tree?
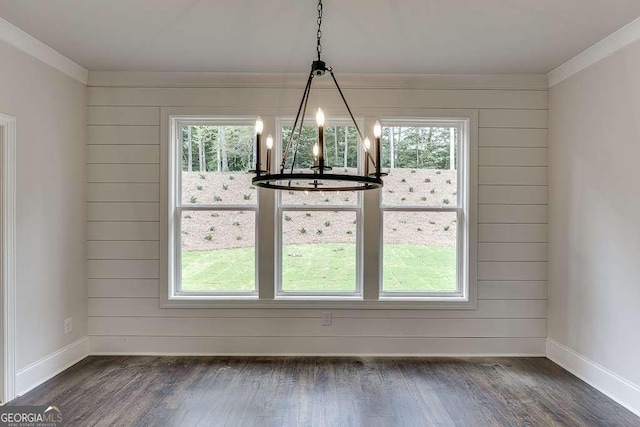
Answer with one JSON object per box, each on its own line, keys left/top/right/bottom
{"left": 389, "top": 126, "right": 395, "bottom": 168}
{"left": 199, "top": 135, "right": 206, "bottom": 172}
{"left": 187, "top": 126, "right": 193, "bottom": 172}
{"left": 220, "top": 126, "right": 229, "bottom": 172}
{"left": 343, "top": 126, "right": 348, "bottom": 168}
{"left": 334, "top": 127, "right": 338, "bottom": 166}
{"left": 379, "top": 126, "right": 452, "bottom": 170}
{"left": 216, "top": 128, "right": 221, "bottom": 171}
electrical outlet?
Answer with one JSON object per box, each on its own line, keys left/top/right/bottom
{"left": 321, "top": 312, "right": 332, "bottom": 326}
{"left": 64, "top": 318, "right": 72, "bottom": 334}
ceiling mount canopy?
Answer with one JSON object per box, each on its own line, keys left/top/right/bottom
{"left": 252, "top": 0, "right": 385, "bottom": 192}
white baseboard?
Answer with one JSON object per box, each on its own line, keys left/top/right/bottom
{"left": 546, "top": 338, "right": 640, "bottom": 417}
{"left": 15, "top": 337, "right": 89, "bottom": 397}
{"left": 89, "top": 336, "right": 546, "bottom": 357}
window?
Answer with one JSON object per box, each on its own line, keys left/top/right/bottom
{"left": 163, "top": 111, "right": 476, "bottom": 307}
{"left": 380, "top": 121, "right": 468, "bottom": 298}
{"left": 168, "top": 119, "right": 258, "bottom": 298}
{"left": 276, "top": 121, "right": 362, "bottom": 296}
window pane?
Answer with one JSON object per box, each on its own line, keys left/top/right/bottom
{"left": 280, "top": 125, "right": 358, "bottom": 206}
{"left": 180, "top": 210, "right": 255, "bottom": 292}
{"left": 383, "top": 211, "right": 457, "bottom": 292}
{"left": 381, "top": 126, "right": 458, "bottom": 207}
{"left": 181, "top": 124, "right": 257, "bottom": 205}
{"left": 281, "top": 211, "right": 357, "bottom": 292}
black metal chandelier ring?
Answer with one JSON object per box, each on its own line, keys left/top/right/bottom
{"left": 252, "top": 173, "right": 383, "bottom": 192}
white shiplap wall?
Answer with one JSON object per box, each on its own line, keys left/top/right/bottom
{"left": 86, "top": 73, "right": 548, "bottom": 356}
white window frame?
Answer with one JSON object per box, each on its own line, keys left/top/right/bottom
{"left": 378, "top": 118, "right": 471, "bottom": 301}
{"left": 275, "top": 117, "right": 364, "bottom": 298}
{"left": 164, "top": 115, "right": 260, "bottom": 302}
{"left": 160, "top": 108, "right": 477, "bottom": 309}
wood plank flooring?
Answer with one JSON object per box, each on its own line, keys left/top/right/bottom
{"left": 9, "top": 356, "right": 639, "bottom": 426}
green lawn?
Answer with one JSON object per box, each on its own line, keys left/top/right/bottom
{"left": 181, "top": 244, "right": 456, "bottom": 292}
{"left": 281, "top": 244, "right": 357, "bottom": 292}
{"left": 382, "top": 244, "right": 456, "bottom": 292}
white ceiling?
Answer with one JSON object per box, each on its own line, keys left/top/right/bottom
{"left": 1, "top": 0, "right": 640, "bottom": 74}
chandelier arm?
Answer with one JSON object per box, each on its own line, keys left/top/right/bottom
{"left": 289, "top": 74, "right": 314, "bottom": 176}
{"left": 328, "top": 68, "right": 378, "bottom": 169}
{"left": 281, "top": 71, "right": 314, "bottom": 173}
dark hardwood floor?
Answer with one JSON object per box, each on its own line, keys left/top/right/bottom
{"left": 9, "top": 356, "right": 639, "bottom": 426}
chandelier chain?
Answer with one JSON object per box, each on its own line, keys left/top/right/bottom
{"left": 316, "top": 0, "right": 323, "bottom": 60}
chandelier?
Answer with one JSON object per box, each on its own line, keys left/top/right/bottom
{"left": 252, "top": 0, "right": 385, "bottom": 192}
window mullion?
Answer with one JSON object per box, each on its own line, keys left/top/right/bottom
{"left": 178, "top": 205, "right": 259, "bottom": 212}
{"left": 380, "top": 206, "right": 463, "bottom": 212}
{"left": 258, "top": 116, "right": 276, "bottom": 299}
{"left": 278, "top": 205, "right": 360, "bottom": 212}
{"left": 362, "top": 116, "right": 380, "bottom": 301}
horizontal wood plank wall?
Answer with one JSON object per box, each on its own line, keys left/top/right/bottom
{"left": 86, "top": 74, "right": 548, "bottom": 356}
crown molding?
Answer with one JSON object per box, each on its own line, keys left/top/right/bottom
{"left": 548, "top": 16, "right": 640, "bottom": 87}
{"left": 0, "top": 16, "right": 88, "bottom": 85}
{"left": 88, "top": 71, "right": 548, "bottom": 90}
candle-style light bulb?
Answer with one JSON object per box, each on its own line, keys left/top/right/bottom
{"left": 316, "top": 109, "right": 325, "bottom": 173}
{"left": 254, "top": 117, "right": 263, "bottom": 175}
{"left": 265, "top": 134, "right": 273, "bottom": 174}
{"left": 312, "top": 142, "right": 320, "bottom": 169}
{"left": 373, "top": 121, "right": 382, "bottom": 138}
{"left": 363, "top": 138, "right": 371, "bottom": 175}
{"left": 373, "top": 120, "right": 382, "bottom": 177}
{"left": 316, "top": 108, "right": 325, "bottom": 127}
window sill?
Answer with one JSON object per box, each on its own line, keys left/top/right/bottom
{"left": 161, "top": 295, "right": 476, "bottom": 310}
